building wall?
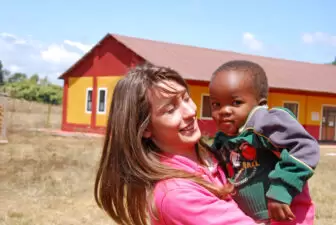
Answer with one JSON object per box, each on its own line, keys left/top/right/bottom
{"left": 269, "top": 92, "right": 336, "bottom": 140}
{"left": 96, "top": 76, "right": 123, "bottom": 127}
{"left": 67, "top": 77, "right": 93, "bottom": 125}
{"left": 188, "top": 83, "right": 209, "bottom": 118}
{"left": 306, "top": 95, "right": 336, "bottom": 140}
{"left": 61, "top": 35, "right": 144, "bottom": 133}
{"left": 61, "top": 35, "right": 335, "bottom": 140}
{"left": 64, "top": 72, "right": 336, "bottom": 141}
{"left": 66, "top": 36, "right": 142, "bottom": 78}
{"left": 268, "top": 92, "right": 307, "bottom": 124}
{"left": 188, "top": 82, "right": 217, "bottom": 137}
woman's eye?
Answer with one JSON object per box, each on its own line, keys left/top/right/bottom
{"left": 211, "top": 102, "right": 220, "bottom": 109}
{"left": 165, "top": 106, "right": 175, "bottom": 114}
{"left": 183, "top": 94, "right": 190, "bottom": 102}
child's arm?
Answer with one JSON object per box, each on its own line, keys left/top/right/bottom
{"left": 248, "top": 107, "right": 320, "bottom": 205}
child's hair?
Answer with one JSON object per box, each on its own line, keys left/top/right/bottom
{"left": 94, "top": 63, "right": 233, "bottom": 225}
{"left": 212, "top": 60, "right": 269, "bottom": 100}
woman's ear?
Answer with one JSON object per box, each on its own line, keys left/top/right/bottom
{"left": 143, "top": 128, "right": 152, "bottom": 138}
{"left": 258, "top": 98, "right": 268, "bottom": 106}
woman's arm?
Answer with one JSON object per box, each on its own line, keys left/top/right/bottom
{"left": 152, "top": 179, "right": 260, "bottom": 225}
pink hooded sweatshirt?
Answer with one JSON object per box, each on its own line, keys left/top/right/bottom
{"left": 150, "top": 153, "right": 315, "bottom": 225}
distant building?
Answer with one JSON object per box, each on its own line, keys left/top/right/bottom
{"left": 59, "top": 33, "right": 336, "bottom": 142}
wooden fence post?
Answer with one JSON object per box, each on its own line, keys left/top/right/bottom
{"left": 0, "top": 96, "right": 8, "bottom": 144}
{"left": 45, "top": 104, "right": 52, "bottom": 128}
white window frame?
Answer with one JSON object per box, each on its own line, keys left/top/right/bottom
{"left": 200, "top": 94, "right": 212, "bottom": 120}
{"left": 97, "top": 87, "right": 108, "bottom": 114}
{"left": 283, "top": 101, "right": 299, "bottom": 119}
{"left": 85, "top": 87, "right": 93, "bottom": 114}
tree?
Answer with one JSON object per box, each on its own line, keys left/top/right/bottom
{"left": 40, "top": 76, "right": 49, "bottom": 86}
{"left": 3, "top": 69, "right": 10, "bottom": 81}
{"left": 0, "top": 60, "right": 63, "bottom": 105}
{"left": 4, "top": 81, "right": 63, "bottom": 105}
{"left": 8, "top": 72, "right": 27, "bottom": 83}
{"left": 29, "top": 74, "right": 39, "bottom": 84}
{"left": 332, "top": 57, "right": 336, "bottom": 65}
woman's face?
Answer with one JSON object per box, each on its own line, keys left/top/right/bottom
{"left": 144, "top": 80, "right": 201, "bottom": 154}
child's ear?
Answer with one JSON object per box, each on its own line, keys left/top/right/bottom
{"left": 258, "top": 98, "right": 267, "bottom": 106}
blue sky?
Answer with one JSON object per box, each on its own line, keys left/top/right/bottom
{"left": 0, "top": 0, "right": 335, "bottom": 84}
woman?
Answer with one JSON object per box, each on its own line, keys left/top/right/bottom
{"left": 94, "top": 63, "right": 260, "bottom": 225}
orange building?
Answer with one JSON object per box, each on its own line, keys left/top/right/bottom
{"left": 59, "top": 33, "right": 336, "bottom": 142}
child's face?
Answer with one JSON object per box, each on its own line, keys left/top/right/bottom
{"left": 209, "top": 70, "right": 260, "bottom": 136}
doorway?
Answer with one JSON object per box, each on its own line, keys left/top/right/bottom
{"left": 321, "top": 106, "right": 336, "bottom": 141}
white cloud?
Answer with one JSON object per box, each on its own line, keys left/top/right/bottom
{"left": 40, "top": 44, "right": 81, "bottom": 64}
{"left": 0, "top": 32, "right": 27, "bottom": 45}
{"left": 64, "top": 40, "right": 93, "bottom": 52}
{"left": 8, "top": 64, "right": 21, "bottom": 73}
{"left": 302, "top": 33, "right": 314, "bottom": 44}
{"left": 242, "top": 32, "right": 263, "bottom": 51}
{"left": 0, "top": 32, "right": 92, "bottom": 84}
{"left": 302, "top": 32, "right": 336, "bottom": 46}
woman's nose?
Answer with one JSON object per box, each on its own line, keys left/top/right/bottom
{"left": 182, "top": 101, "right": 196, "bottom": 118}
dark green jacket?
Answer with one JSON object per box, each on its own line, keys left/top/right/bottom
{"left": 211, "top": 106, "right": 320, "bottom": 222}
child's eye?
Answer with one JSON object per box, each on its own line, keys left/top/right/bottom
{"left": 211, "top": 102, "right": 220, "bottom": 109}
{"left": 232, "top": 100, "right": 243, "bottom": 106}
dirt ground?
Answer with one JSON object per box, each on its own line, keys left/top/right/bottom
{"left": 1, "top": 99, "right": 335, "bottom": 224}
{"left": 1, "top": 130, "right": 335, "bottom": 225}
{"left": 0, "top": 131, "right": 112, "bottom": 225}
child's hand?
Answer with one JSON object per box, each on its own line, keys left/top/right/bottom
{"left": 267, "top": 199, "right": 296, "bottom": 221}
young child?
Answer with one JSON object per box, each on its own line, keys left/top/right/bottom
{"left": 209, "top": 60, "right": 320, "bottom": 224}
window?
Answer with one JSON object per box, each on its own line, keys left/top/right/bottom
{"left": 201, "top": 94, "right": 212, "bottom": 119}
{"left": 85, "top": 88, "right": 93, "bottom": 113}
{"left": 97, "top": 88, "right": 107, "bottom": 114}
{"left": 283, "top": 102, "right": 299, "bottom": 118}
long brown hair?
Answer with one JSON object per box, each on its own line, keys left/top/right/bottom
{"left": 94, "top": 63, "right": 233, "bottom": 225}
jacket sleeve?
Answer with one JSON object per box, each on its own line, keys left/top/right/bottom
{"left": 156, "top": 180, "right": 260, "bottom": 225}
{"left": 251, "top": 107, "right": 320, "bottom": 205}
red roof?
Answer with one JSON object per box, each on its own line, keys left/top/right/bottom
{"left": 60, "top": 33, "right": 336, "bottom": 94}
